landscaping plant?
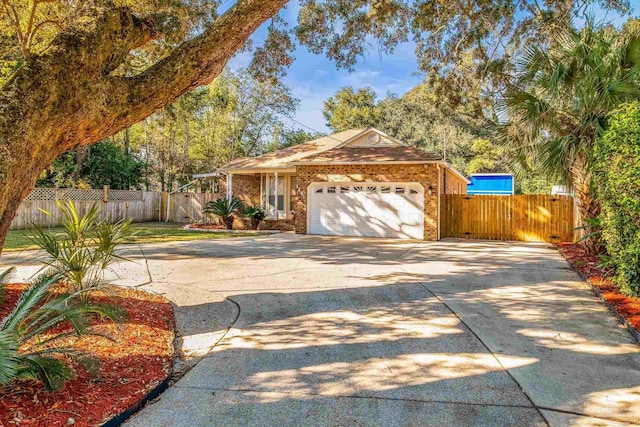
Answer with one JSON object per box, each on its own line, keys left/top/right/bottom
{"left": 0, "top": 268, "right": 121, "bottom": 390}
{"left": 204, "top": 198, "right": 243, "bottom": 230}
{"left": 593, "top": 103, "right": 640, "bottom": 296}
{"left": 28, "top": 201, "right": 132, "bottom": 296}
{"left": 242, "top": 205, "right": 266, "bottom": 230}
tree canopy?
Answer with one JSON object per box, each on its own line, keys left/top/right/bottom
{"left": 323, "top": 87, "right": 380, "bottom": 132}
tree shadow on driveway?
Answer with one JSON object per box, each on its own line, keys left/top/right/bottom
{"left": 123, "top": 237, "right": 640, "bottom": 427}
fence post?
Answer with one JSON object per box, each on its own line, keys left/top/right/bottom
{"left": 102, "top": 185, "right": 109, "bottom": 203}
{"left": 160, "top": 192, "right": 169, "bottom": 221}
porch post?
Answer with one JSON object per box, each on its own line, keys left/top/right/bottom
{"left": 274, "top": 172, "right": 279, "bottom": 220}
{"left": 226, "top": 173, "right": 233, "bottom": 200}
{"left": 260, "top": 173, "right": 264, "bottom": 209}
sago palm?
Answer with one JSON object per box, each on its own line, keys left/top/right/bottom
{"left": 500, "top": 19, "right": 640, "bottom": 252}
{"left": 0, "top": 268, "right": 122, "bottom": 390}
{"left": 204, "top": 198, "right": 243, "bottom": 229}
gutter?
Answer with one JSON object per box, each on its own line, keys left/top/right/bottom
{"left": 289, "top": 159, "right": 470, "bottom": 184}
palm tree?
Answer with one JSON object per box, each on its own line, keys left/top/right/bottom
{"left": 501, "top": 19, "right": 640, "bottom": 253}
{"left": 28, "top": 201, "right": 132, "bottom": 296}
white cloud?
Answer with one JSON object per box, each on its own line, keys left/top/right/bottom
{"left": 340, "top": 69, "right": 381, "bottom": 87}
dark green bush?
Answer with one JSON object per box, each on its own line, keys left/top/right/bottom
{"left": 594, "top": 103, "right": 640, "bottom": 296}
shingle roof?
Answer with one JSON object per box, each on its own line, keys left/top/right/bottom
{"left": 222, "top": 129, "right": 365, "bottom": 170}
{"left": 294, "top": 146, "right": 443, "bottom": 164}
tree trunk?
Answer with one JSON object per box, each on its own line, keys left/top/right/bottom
{"left": 571, "top": 158, "right": 603, "bottom": 255}
{"left": 0, "top": 0, "right": 287, "bottom": 255}
{"left": 0, "top": 148, "right": 61, "bottom": 254}
{"left": 124, "top": 128, "right": 130, "bottom": 156}
{"left": 71, "top": 146, "right": 89, "bottom": 186}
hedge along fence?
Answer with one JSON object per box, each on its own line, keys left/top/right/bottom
{"left": 594, "top": 102, "right": 640, "bottom": 296}
{"left": 9, "top": 187, "right": 162, "bottom": 230}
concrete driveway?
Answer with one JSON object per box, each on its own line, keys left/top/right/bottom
{"left": 4, "top": 234, "right": 640, "bottom": 426}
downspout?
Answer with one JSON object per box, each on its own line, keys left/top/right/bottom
{"left": 437, "top": 164, "right": 442, "bottom": 240}
{"left": 165, "top": 180, "right": 197, "bottom": 223}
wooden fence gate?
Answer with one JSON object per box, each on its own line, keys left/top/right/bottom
{"left": 441, "top": 194, "right": 575, "bottom": 242}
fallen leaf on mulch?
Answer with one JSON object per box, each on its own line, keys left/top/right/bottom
{"left": 0, "top": 284, "right": 175, "bottom": 427}
{"left": 557, "top": 243, "right": 640, "bottom": 331}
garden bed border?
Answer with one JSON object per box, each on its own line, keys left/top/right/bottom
{"left": 183, "top": 224, "right": 281, "bottom": 234}
{"left": 100, "top": 375, "right": 171, "bottom": 427}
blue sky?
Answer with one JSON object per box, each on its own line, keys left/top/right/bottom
{"left": 227, "top": 2, "right": 634, "bottom": 134}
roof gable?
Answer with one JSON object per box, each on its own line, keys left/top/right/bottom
{"left": 221, "top": 128, "right": 364, "bottom": 171}
{"left": 338, "top": 128, "right": 407, "bottom": 148}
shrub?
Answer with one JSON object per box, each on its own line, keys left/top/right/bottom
{"left": 593, "top": 103, "right": 640, "bottom": 296}
{"left": 0, "top": 268, "right": 122, "bottom": 390}
{"left": 242, "top": 205, "right": 266, "bottom": 230}
{"left": 204, "top": 198, "right": 243, "bottom": 230}
{"left": 28, "top": 201, "right": 131, "bottom": 296}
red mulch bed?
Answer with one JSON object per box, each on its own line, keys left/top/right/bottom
{"left": 188, "top": 223, "right": 227, "bottom": 230}
{"left": 557, "top": 243, "right": 640, "bottom": 332}
{"left": 0, "top": 284, "right": 175, "bottom": 427}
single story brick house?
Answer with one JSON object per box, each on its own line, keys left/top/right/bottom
{"left": 196, "top": 128, "right": 468, "bottom": 240}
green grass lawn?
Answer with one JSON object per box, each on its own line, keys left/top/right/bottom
{"left": 4, "top": 222, "right": 257, "bottom": 252}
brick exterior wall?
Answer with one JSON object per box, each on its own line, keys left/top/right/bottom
{"left": 208, "top": 166, "right": 466, "bottom": 237}
{"left": 259, "top": 219, "right": 295, "bottom": 231}
{"left": 206, "top": 174, "right": 261, "bottom": 230}
{"left": 441, "top": 168, "right": 468, "bottom": 195}
{"left": 233, "top": 174, "right": 261, "bottom": 206}
{"left": 294, "top": 164, "right": 441, "bottom": 240}
{"left": 208, "top": 174, "right": 261, "bottom": 206}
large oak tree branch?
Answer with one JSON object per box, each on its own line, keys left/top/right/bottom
{"left": 0, "top": 0, "right": 288, "bottom": 254}
{"left": 103, "top": 0, "right": 290, "bottom": 137}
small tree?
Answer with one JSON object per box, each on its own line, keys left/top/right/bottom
{"left": 28, "top": 201, "right": 132, "bottom": 296}
{"left": 204, "top": 198, "right": 243, "bottom": 230}
{"left": 594, "top": 103, "right": 640, "bottom": 296}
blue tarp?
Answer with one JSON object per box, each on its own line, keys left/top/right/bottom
{"left": 467, "top": 174, "right": 514, "bottom": 195}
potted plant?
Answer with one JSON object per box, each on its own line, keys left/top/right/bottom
{"left": 204, "top": 198, "right": 243, "bottom": 230}
{"left": 242, "top": 205, "right": 266, "bottom": 230}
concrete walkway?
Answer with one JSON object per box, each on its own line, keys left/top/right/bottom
{"left": 3, "top": 235, "right": 640, "bottom": 426}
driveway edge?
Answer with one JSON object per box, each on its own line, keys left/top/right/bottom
{"left": 569, "top": 265, "right": 640, "bottom": 344}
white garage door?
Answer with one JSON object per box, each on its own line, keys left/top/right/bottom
{"left": 308, "top": 183, "right": 424, "bottom": 239}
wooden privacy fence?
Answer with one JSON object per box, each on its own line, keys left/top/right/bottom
{"left": 161, "top": 192, "right": 220, "bottom": 223}
{"left": 441, "top": 194, "right": 575, "bottom": 243}
{"left": 10, "top": 187, "right": 162, "bottom": 230}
